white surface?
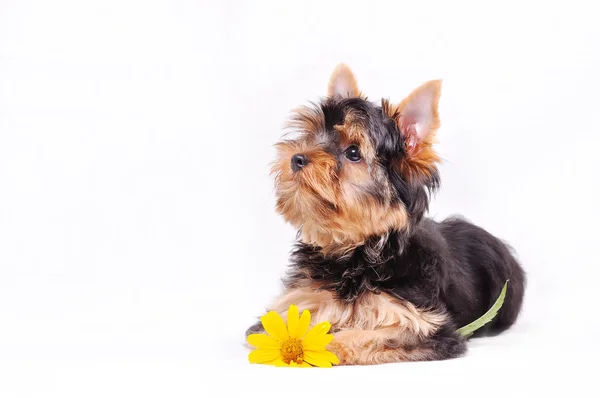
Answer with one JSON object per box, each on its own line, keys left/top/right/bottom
{"left": 1, "top": 0, "right": 599, "bottom": 396}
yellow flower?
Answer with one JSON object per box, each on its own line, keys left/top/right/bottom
{"left": 247, "top": 304, "right": 340, "bottom": 368}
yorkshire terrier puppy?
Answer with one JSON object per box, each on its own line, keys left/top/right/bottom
{"left": 247, "top": 64, "right": 525, "bottom": 365}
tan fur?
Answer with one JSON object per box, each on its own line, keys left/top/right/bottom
{"left": 268, "top": 286, "right": 447, "bottom": 365}
{"left": 383, "top": 80, "right": 442, "bottom": 183}
{"left": 286, "top": 105, "right": 326, "bottom": 136}
{"left": 299, "top": 202, "right": 407, "bottom": 256}
{"left": 272, "top": 138, "right": 409, "bottom": 256}
{"left": 327, "top": 329, "right": 441, "bottom": 364}
{"left": 327, "top": 63, "right": 361, "bottom": 98}
{"left": 334, "top": 111, "right": 377, "bottom": 162}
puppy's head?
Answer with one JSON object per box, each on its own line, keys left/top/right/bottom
{"left": 272, "top": 64, "right": 442, "bottom": 254}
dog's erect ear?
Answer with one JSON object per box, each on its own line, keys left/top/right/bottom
{"left": 396, "top": 80, "right": 442, "bottom": 146}
{"left": 386, "top": 80, "right": 442, "bottom": 182}
{"left": 327, "top": 63, "right": 360, "bottom": 98}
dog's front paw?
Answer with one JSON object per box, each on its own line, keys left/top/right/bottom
{"left": 327, "top": 340, "right": 356, "bottom": 365}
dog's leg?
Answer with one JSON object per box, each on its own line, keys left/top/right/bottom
{"left": 246, "top": 287, "right": 465, "bottom": 365}
{"left": 245, "top": 321, "right": 264, "bottom": 336}
{"left": 328, "top": 323, "right": 467, "bottom": 365}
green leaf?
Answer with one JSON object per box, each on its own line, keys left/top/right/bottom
{"left": 457, "top": 280, "right": 509, "bottom": 338}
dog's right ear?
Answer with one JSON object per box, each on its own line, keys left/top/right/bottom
{"left": 327, "top": 64, "right": 360, "bottom": 98}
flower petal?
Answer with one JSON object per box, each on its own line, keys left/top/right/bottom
{"left": 304, "top": 333, "right": 334, "bottom": 351}
{"left": 258, "top": 357, "right": 285, "bottom": 367}
{"left": 306, "top": 348, "right": 339, "bottom": 365}
{"left": 260, "top": 311, "right": 289, "bottom": 342}
{"left": 248, "top": 348, "right": 280, "bottom": 364}
{"left": 291, "top": 309, "right": 311, "bottom": 339}
{"left": 269, "top": 358, "right": 288, "bottom": 367}
{"left": 302, "top": 321, "right": 331, "bottom": 348}
{"left": 304, "top": 351, "right": 333, "bottom": 368}
{"left": 289, "top": 360, "right": 312, "bottom": 368}
{"left": 247, "top": 333, "right": 280, "bottom": 350}
{"left": 287, "top": 305, "right": 299, "bottom": 339}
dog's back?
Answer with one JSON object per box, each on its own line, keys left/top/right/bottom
{"left": 435, "top": 217, "right": 526, "bottom": 335}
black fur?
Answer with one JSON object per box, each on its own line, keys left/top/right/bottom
{"left": 286, "top": 217, "right": 525, "bottom": 336}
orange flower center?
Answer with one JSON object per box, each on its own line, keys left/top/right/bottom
{"left": 280, "top": 338, "right": 304, "bottom": 364}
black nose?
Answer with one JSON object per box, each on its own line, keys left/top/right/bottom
{"left": 291, "top": 154, "right": 309, "bottom": 172}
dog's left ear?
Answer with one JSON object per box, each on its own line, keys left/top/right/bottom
{"left": 387, "top": 80, "right": 442, "bottom": 181}
{"left": 327, "top": 63, "right": 361, "bottom": 98}
{"left": 397, "top": 80, "right": 442, "bottom": 147}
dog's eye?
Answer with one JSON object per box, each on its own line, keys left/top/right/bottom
{"left": 344, "top": 145, "right": 361, "bottom": 162}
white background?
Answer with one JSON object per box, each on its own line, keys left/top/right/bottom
{"left": 1, "top": 0, "right": 599, "bottom": 396}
